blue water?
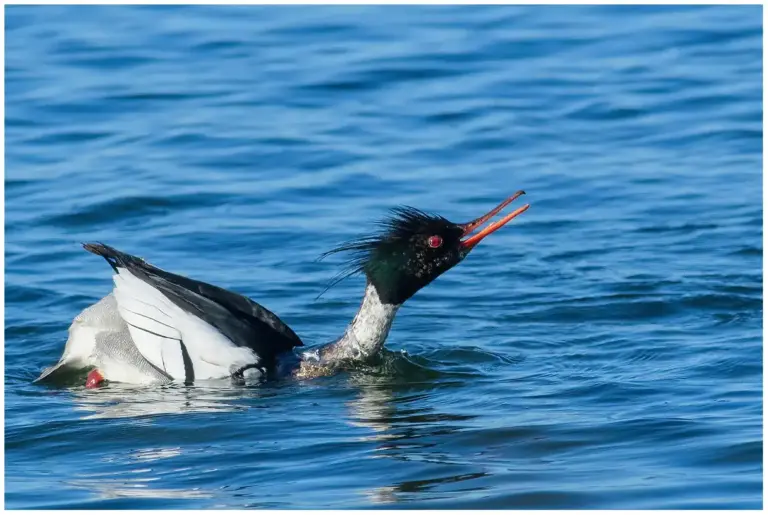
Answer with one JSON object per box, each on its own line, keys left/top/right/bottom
{"left": 5, "top": 5, "right": 762, "bottom": 509}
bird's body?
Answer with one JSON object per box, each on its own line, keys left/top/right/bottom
{"left": 39, "top": 293, "right": 170, "bottom": 385}
{"left": 39, "top": 276, "right": 399, "bottom": 385}
{"left": 37, "top": 192, "right": 530, "bottom": 388}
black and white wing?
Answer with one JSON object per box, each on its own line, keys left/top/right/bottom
{"left": 83, "top": 243, "right": 303, "bottom": 382}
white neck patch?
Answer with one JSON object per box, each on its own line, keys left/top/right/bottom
{"left": 317, "top": 282, "right": 400, "bottom": 363}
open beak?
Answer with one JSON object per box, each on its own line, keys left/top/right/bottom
{"left": 460, "top": 190, "right": 530, "bottom": 249}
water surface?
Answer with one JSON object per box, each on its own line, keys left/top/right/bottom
{"left": 5, "top": 5, "right": 762, "bottom": 509}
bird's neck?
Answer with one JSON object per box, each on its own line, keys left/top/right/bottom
{"left": 319, "top": 282, "right": 400, "bottom": 362}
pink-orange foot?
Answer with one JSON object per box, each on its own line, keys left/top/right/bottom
{"left": 85, "top": 369, "right": 105, "bottom": 389}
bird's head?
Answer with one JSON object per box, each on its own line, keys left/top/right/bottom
{"left": 322, "top": 190, "right": 530, "bottom": 305}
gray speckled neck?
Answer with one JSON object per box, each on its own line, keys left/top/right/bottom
{"left": 309, "top": 283, "right": 400, "bottom": 367}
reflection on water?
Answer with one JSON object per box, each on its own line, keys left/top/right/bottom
{"left": 71, "top": 382, "right": 247, "bottom": 420}
{"left": 367, "top": 472, "right": 490, "bottom": 505}
{"left": 68, "top": 445, "right": 210, "bottom": 501}
{"left": 131, "top": 447, "right": 183, "bottom": 462}
{"left": 345, "top": 377, "right": 398, "bottom": 440}
{"left": 62, "top": 390, "right": 226, "bottom": 501}
{"left": 66, "top": 478, "right": 211, "bottom": 501}
{"left": 58, "top": 354, "right": 493, "bottom": 506}
{"left": 344, "top": 374, "right": 487, "bottom": 505}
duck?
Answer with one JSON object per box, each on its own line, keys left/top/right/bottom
{"left": 36, "top": 191, "right": 529, "bottom": 387}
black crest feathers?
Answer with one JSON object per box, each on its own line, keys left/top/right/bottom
{"left": 316, "top": 207, "right": 451, "bottom": 298}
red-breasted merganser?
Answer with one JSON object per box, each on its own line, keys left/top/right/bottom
{"left": 37, "top": 191, "right": 529, "bottom": 387}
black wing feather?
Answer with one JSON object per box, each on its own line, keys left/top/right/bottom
{"left": 83, "top": 243, "right": 303, "bottom": 361}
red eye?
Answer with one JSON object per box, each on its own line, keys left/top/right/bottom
{"left": 427, "top": 235, "right": 443, "bottom": 248}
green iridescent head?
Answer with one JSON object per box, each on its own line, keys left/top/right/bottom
{"left": 321, "top": 191, "right": 530, "bottom": 305}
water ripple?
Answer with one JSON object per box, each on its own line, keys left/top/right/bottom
{"left": 5, "top": 4, "right": 761, "bottom": 510}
